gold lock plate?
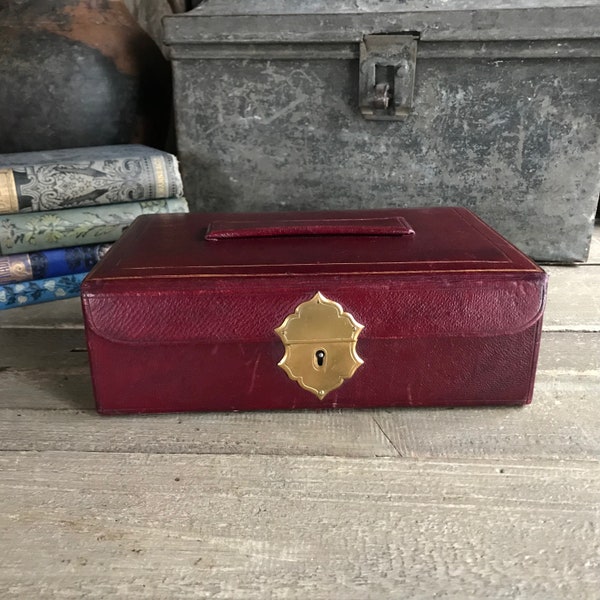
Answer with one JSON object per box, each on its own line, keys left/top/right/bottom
{"left": 274, "top": 292, "right": 364, "bottom": 400}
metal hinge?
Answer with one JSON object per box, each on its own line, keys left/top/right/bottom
{"left": 359, "top": 34, "right": 418, "bottom": 121}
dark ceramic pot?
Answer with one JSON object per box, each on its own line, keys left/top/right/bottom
{"left": 0, "top": 0, "right": 171, "bottom": 152}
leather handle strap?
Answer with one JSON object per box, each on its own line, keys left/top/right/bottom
{"left": 205, "top": 216, "right": 415, "bottom": 240}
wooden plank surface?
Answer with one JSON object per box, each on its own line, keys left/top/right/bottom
{"left": 1, "top": 382, "right": 597, "bottom": 460}
{"left": 0, "top": 297, "right": 84, "bottom": 329}
{"left": 0, "top": 343, "right": 598, "bottom": 461}
{"left": 2, "top": 329, "right": 597, "bottom": 394}
{"left": 0, "top": 328, "right": 88, "bottom": 370}
{"left": 0, "top": 408, "right": 397, "bottom": 458}
{"left": 0, "top": 226, "right": 598, "bottom": 599}
{"left": 544, "top": 266, "right": 600, "bottom": 331}
{"left": 0, "top": 331, "right": 598, "bottom": 461}
{"left": 1, "top": 451, "right": 599, "bottom": 600}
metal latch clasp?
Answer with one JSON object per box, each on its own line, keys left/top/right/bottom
{"left": 274, "top": 292, "right": 364, "bottom": 400}
{"left": 359, "top": 34, "right": 418, "bottom": 121}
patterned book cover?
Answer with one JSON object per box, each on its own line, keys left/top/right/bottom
{"left": 0, "top": 243, "right": 112, "bottom": 285}
{"left": 0, "top": 198, "right": 189, "bottom": 255}
{"left": 0, "top": 272, "right": 88, "bottom": 310}
{"left": 0, "top": 145, "right": 183, "bottom": 214}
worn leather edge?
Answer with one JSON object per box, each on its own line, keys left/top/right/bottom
{"left": 80, "top": 276, "right": 548, "bottom": 346}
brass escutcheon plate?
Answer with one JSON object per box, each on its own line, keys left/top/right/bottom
{"left": 274, "top": 292, "right": 364, "bottom": 399}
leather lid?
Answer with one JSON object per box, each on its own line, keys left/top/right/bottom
{"left": 82, "top": 207, "right": 547, "bottom": 344}
{"left": 83, "top": 207, "right": 541, "bottom": 278}
{"left": 83, "top": 276, "right": 546, "bottom": 344}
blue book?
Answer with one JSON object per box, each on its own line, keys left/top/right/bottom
{"left": 0, "top": 244, "right": 111, "bottom": 286}
{"left": 0, "top": 272, "right": 88, "bottom": 310}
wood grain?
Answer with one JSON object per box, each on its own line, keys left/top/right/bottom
{"left": 1, "top": 327, "right": 596, "bottom": 373}
{"left": 0, "top": 408, "right": 397, "bottom": 458}
{"left": 0, "top": 328, "right": 87, "bottom": 370}
{"left": 0, "top": 297, "right": 84, "bottom": 329}
{"left": 544, "top": 266, "right": 600, "bottom": 331}
{"left": 0, "top": 368, "right": 94, "bottom": 411}
{"left": 0, "top": 228, "right": 598, "bottom": 599}
{"left": 0, "top": 382, "right": 596, "bottom": 460}
{"left": 1, "top": 451, "right": 598, "bottom": 600}
{"left": 0, "top": 332, "right": 597, "bottom": 461}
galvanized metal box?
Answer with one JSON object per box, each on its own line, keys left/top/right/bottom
{"left": 164, "top": 0, "right": 600, "bottom": 262}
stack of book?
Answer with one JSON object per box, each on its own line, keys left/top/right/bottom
{"left": 0, "top": 145, "right": 188, "bottom": 310}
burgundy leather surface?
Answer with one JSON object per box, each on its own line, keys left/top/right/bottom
{"left": 81, "top": 207, "right": 548, "bottom": 414}
{"left": 205, "top": 216, "right": 415, "bottom": 239}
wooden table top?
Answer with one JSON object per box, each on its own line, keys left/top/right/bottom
{"left": 1, "top": 227, "right": 598, "bottom": 599}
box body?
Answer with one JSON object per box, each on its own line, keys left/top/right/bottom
{"left": 81, "top": 207, "right": 547, "bottom": 414}
{"left": 164, "top": 0, "right": 600, "bottom": 262}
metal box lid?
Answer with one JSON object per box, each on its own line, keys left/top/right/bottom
{"left": 164, "top": 0, "right": 600, "bottom": 45}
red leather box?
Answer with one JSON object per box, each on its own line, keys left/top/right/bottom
{"left": 81, "top": 207, "right": 548, "bottom": 414}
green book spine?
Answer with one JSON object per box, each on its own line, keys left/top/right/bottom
{"left": 0, "top": 198, "right": 188, "bottom": 255}
{"left": 0, "top": 145, "right": 183, "bottom": 214}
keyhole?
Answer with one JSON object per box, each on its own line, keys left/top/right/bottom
{"left": 315, "top": 349, "right": 326, "bottom": 368}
